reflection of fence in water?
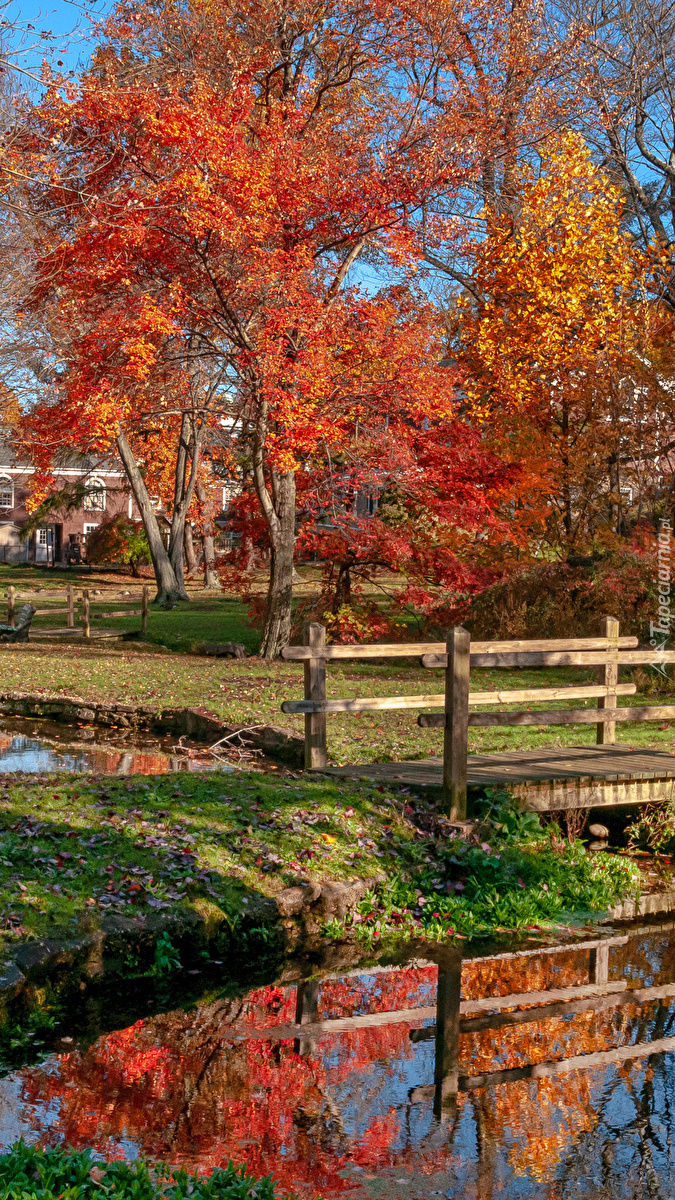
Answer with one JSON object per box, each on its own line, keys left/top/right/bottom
{"left": 12, "top": 931, "right": 675, "bottom": 1196}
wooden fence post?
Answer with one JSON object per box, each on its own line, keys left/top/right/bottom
{"left": 82, "top": 589, "right": 90, "bottom": 639}
{"left": 434, "top": 949, "right": 462, "bottom": 1119}
{"left": 66, "top": 584, "right": 74, "bottom": 629}
{"left": 294, "top": 977, "right": 321, "bottom": 1056}
{"left": 141, "top": 585, "right": 149, "bottom": 636}
{"left": 597, "top": 616, "right": 619, "bottom": 745}
{"left": 304, "top": 622, "right": 327, "bottom": 770}
{"left": 589, "top": 942, "right": 609, "bottom": 985}
{"left": 443, "top": 626, "right": 471, "bottom": 820}
{"left": 7, "top": 586, "right": 14, "bottom": 625}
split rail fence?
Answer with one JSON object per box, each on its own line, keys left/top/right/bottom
{"left": 5, "top": 584, "right": 149, "bottom": 639}
{"left": 281, "top": 618, "right": 675, "bottom": 819}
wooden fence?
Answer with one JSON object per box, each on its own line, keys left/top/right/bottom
{"left": 280, "top": 618, "right": 675, "bottom": 819}
{"left": 6, "top": 584, "right": 149, "bottom": 639}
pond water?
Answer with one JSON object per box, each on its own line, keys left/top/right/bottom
{"left": 3, "top": 922, "right": 675, "bottom": 1198}
{"left": 0, "top": 717, "right": 232, "bottom": 774}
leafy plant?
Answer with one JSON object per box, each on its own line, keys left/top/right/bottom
{"left": 86, "top": 515, "right": 150, "bottom": 576}
{"left": 475, "top": 788, "right": 543, "bottom": 841}
{"left": 0, "top": 1005, "right": 61, "bottom": 1074}
{"left": 328, "top": 803, "right": 642, "bottom": 943}
{"left": 153, "top": 932, "right": 182, "bottom": 976}
{"left": 626, "top": 803, "right": 675, "bottom": 856}
{"left": 0, "top": 1142, "right": 278, "bottom": 1200}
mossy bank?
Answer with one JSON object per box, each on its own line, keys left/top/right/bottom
{"left": 0, "top": 766, "right": 644, "bottom": 1033}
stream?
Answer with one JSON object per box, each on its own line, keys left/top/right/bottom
{"left": 0, "top": 717, "right": 672, "bottom": 1195}
{"left": 0, "top": 716, "right": 234, "bottom": 774}
{"left": 0, "top": 921, "right": 675, "bottom": 1198}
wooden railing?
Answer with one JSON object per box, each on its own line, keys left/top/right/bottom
{"left": 280, "top": 618, "right": 675, "bottom": 818}
{"left": 6, "top": 584, "right": 149, "bottom": 639}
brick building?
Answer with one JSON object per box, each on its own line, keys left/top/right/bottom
{"left": 0, "top": 445, "right": 135, "bottom": 564}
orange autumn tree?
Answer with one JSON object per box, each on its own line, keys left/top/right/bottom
{"left": 18, "top": 0, "right": 482, "bottom": 649}
{"left": 452, "top": 132, "right": 674, "bottom": 560}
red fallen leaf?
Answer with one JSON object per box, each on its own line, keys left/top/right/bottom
{"left": 89, "top": 1166, "right": 105, "bottom": 1184}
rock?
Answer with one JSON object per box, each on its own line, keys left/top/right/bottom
{"left": 588, "top": 840, "right": 609, "bottom": 851}
{"left": 0, "top": 961, "right": 24, "bottom": 999}
{"left": 256, "top": 725, "right": 305, "bottom": 765}
{"left": 14, "top": 938, "right": 76, "bottom": 976}
{"left": 276, "top": 887, "right": 307, "bottom": 917}
{"left": 589, "top": 823, "right": 610, "bottom": 839}
{"left": 319, "top": 879, "right": 370, "bottom": 918}
{"left": 201, "top": 642, "right": 247, "bottom": 658}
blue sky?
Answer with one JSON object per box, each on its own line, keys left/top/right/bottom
{"left": 4, "top": 0, "right": 110, "bottom": 81}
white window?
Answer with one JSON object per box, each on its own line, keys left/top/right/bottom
{"left": 84, "top": 524, "right": 99, "bottom": 536}
{"left": 0, "top": 476, "right": 13, "bottom": 509}
{"left": 37, "top": 528, "right": 49, "bottom": 545}
{"left": 83, "top": 477, "right": 106, "bottom": 511}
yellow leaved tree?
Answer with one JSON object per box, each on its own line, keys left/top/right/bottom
{"left": 453, "top": 131, "right": 675, "bottom": 558}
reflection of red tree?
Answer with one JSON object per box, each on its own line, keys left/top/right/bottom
{"left": 318, "top": 967, "right": 438, "bottom": 1019}
{"left": 19, "top": 999, "right": 450, "bottom": 1195}
{"left": 13, "top": 961, "right": 651, "bottom": 1196}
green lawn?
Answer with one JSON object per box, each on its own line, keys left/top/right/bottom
{"left": 0, "top": 644, "right": 671, "bottom": 764}
{"left": 0, "top": 768, "right": 420, "bottom": 950}
{"left": 0, "top": 562, "right": 671, "bottom": 766}
{"left": 0, "top": 565, "right": 259, "bottom": 653}
{"left": 0, "top": 767, "right": 643, "bottom": 959}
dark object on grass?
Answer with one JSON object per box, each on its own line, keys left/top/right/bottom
{"left": 201, "top": 641, "right": 247, "bottom": 658}
{"left": 0, "top": 603, "right": 36, "bottom": 642}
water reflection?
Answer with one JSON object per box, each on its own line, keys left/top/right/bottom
{"left": 0, "top": 726, "right": 230, "bottom": 774}
{"left": 4, "top": 926, "right": 675, "bottom": 1196}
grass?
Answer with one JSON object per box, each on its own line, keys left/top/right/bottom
{"left": 0, "top": 560, "right": 672, "bottom": 764}
{"left": 0, "top": 767, "right": 426, "bottom": 950}
{"left": 0, "top": 641, "right": 672, "bottom": 765}
{"left": 0, "top": 559, "right": 667, "bottom": 758}
{"left": 0, "top": 1143, "right": 277, "bottom": 1200}
{"left": 0, "top": 770, "right": 644, "bottom": 954}
{"left": 0, "top": 564, "right": 258, "bottom": 654}
{"left": 333, "top": 790, "right": 643, "bottom": 944}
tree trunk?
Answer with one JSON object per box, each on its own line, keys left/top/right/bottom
{"left": 166, "top": 412, "right": 194, "bottom": 601}
{"left": 116, "top": 432, "right": 182, "bottom": 605}
{"left": 196, "top": 479, "right": 222, "bottom": 589}
{"left": 258, "top": 469, "right": 296, "bottom": 658}
{"left": 334, "top": 561, "right": 352, "bottom": 611}
{"left": 184, "top": 520, "right": 198, "bottom": 576}
{"left": 251, "top": 386, "right": 297, "bottom": 657}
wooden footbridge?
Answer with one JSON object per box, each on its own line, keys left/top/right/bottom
{"left": 280, "top": 620, "right": 675, "bottom": 819}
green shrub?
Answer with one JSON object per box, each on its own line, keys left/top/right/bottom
{"left": 0, "top": 1143, "right": 278, "bottom": 1200}
{"left": 328, "top": 789, "right": 642, "bottom": 943}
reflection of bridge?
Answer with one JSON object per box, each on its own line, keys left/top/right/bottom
{"left": 228, "top": 931, "right": 675, "bottom": 1119}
